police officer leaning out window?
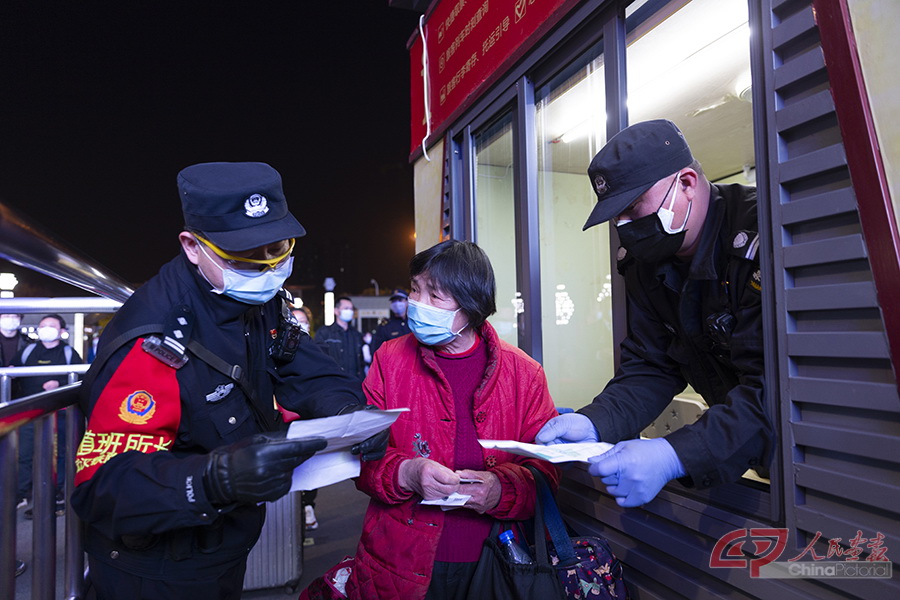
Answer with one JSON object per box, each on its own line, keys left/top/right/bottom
{"left": 537, "top": 120, "right": 774, "bottom": 507}
{"left": 71, "top": 162, "right": 389, "bottom": 600}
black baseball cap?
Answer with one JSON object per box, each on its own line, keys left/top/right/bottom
{"left": 178, "top": 162, "right": 306, "bottom": 251}
{"left": 583, "top": 119, "right": 694, "bottom": 230}
{"left": 389, "top": 288, "right": 409, "bottom": 301}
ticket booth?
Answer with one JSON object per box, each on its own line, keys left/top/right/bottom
{"left": 397, "top": 0, "right": 900, "bottom": 597}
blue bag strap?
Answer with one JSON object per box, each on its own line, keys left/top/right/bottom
{"left": 527, "top": 466, "right": 578, "bottom": 566}
{"left": 531, "top": 474, "right": 550, "bottom": 565}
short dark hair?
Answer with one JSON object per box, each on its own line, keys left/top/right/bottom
{"left": 335, "top": 296, "right": 353, "bottom": 306}
{"left": 41, "top": 313, "right": 66, "bottom": 330}
{"left": 409, "top": 240, "right": 496, "bottom": 329}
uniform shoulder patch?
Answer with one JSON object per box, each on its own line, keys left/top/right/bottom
{"left": 727, "top": 230, "right": 760, "bottom": 261}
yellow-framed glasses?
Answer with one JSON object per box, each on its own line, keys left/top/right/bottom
{"left": 195, "top": 234, "right": 295, "bottom": 271}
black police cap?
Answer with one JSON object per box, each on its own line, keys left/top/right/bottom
{"left": 583, "top": 119, "right": 694, "bottom": 230}
{"left": 178, "top": 162, "right": 306, "bottom": 252}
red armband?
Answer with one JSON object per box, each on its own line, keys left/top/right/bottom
{"left": 75, "top": 339, "right": 181, "bottom": 485}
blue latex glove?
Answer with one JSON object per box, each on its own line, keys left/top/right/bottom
{"left": 535, "top": 413, "right": 599, "bottom": 445}
{"left": 588, "top": 438, "right": 685, "bottom": 507}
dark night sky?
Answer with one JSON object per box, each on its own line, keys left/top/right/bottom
{"left": 0, "top": 3, "right": 421, "bottom": 300}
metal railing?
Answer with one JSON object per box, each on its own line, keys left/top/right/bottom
{"left": 0, "top": 297, "right": 124, "bottom": 600}
{"left": 0, "top": 370, "right": 88, "bottom": 600}
{"left": 1, "top": 200, "right": 133, "bottom": 599}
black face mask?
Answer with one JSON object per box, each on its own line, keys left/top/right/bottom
{"left": 616, "top": 213, "right": 686, "bottom": 263}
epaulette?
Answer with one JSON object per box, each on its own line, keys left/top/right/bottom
{"left": 141, "top": 305, "right": 193, "bottom": 369}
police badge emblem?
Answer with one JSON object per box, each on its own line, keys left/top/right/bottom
{"left": 593, "top": 174, "right": 609, "bottom": 196}
{"left": 244, "top": 193, "right": 269, "bottom": 218}
{"left": 118, "top": 390, "right": 156, "bottom": 425}
{"left": 205, "top": 383, "right": 234, "bottom": 403}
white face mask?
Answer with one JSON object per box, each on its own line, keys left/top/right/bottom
{"left": 38, "top": 326, "right": 60, "bottom": 343}
{"left": 0, "top": 316, "right": 21, "bottom": 332}
{"left": 615, "top": 173, "right": 690, "bottom": 234}
{"left": 339, "top": 308, "right": 355, "bottom": 322}
{"left": 656, "top": 174, "right": 691, "bottom": 234}
{"left": 197, "top": 243, "right": 293, "bottom": 305}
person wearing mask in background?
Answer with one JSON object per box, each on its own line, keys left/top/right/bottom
{"left": 292, "top": 305, "right": 314, "bottom": 337}
{"left": 0, "top": 313, "right": 28, "bottom": 368}
{"left": 370, "top": 288, "right": 411, "bottom": 356}
{"left": 2, "top": 312, "right": 32, "bottom": 577}
{"left": 345, "top": 240, "right": 559, "bottom": 600}
{"left": 536, "top": 119, "right": 773, "bottom": 507}
{"left": 12, "top": 313, "right": 83, "bottom": 518}
{"left": 316, "top": 296, "right": 365, "bottom": 381}
{"left": 70, "top": 162, "right": 388, "bottom": 600}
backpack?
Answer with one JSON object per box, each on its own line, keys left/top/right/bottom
{"left": 20, "top": 342, "right": 74, "bottom": 365}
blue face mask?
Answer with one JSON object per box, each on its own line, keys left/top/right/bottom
{"left": 407, "top": 298, "right": 467, "bottom": 346}
{"left": 199, "top": 243, "right": 293, "bottom": 305}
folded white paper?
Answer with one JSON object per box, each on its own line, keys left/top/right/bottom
{"left": 477, "top": 439, "right": 614, "bottom": 463}
{"left": 287, "top": 408, "right": 408, "bottom": 491}
{"left": 420, "top": 492, "right": 472, "bottom": 508}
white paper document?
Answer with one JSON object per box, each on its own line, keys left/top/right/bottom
{"left": 287, "top": 408, "right": 408, "bottom": 491}
{"left": 477, "top": 439, "right": 614, "bottom": 463}
{"left": 420, "top": 492, "right": 472, "bottom": 510}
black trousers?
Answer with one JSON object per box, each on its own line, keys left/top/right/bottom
{"left": 86, "top": 555, "right": 247, "bottom": 600}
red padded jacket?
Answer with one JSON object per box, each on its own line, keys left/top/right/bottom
{"left": 346, "top": 322, "right": 560, "bottom": 600}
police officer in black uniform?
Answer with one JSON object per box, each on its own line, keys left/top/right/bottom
{"left": 71, "top": 162, "right": 388, "bottom": 599}
{"left": 537, "top": 120, "right": 773, "bottom": 507}
{"left": 370, "top": 288, "right": 411, "bottom": 356}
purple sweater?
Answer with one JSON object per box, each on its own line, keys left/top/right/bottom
{"left": 433, "top": 334, "right": 493, "bottom": 562}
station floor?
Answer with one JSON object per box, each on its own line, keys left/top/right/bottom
{"left": 14, "top": 479, "right": 369, "bottom": 599}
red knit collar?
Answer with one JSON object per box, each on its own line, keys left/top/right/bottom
{"left": 435, "top": 333, "right": 483, "bottom": 358}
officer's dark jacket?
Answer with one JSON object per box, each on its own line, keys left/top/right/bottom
{"left": 579, "top": 183, "right": 774, "bottom": 489}
{"left": 371, "top": 314, "right": 411, "bottom": 356}
{"left": 0, "top": 330, "right": 28, "bottom": 367}
{"left": 71, "top": 252, "right": 364, "bottom": 576}
{"left": 316, "top": 322, "right": 365, "bottom": 381}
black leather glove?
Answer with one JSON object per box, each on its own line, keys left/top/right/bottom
{"left": 204, "top": 434, "right": 327, "bottom": 505}
{"left": 340, "top": 403, "right": 391, "bottom": 461}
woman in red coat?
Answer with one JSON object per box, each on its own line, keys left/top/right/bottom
{"left": 346, "top": 240, "right": 560, "bottom": 600}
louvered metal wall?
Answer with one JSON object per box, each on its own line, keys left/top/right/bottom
{"left": 765, "top": 0, "right": 900, "bottom": 597}
{"left": 560, "top": 0, "right": 899, "bottom": 597}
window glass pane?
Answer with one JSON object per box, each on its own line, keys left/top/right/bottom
{"left": 474, "top": 113, "right": 518, "bottom": 346}
{"left": 627, "top": 0, "right": 754, "bottom": 186}
{"left": 535, "top": 44, "right": 614, "bottom": 409}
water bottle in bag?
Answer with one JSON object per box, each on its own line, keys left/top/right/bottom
{"left": 499, "top": 530, "right": 534, "bottom": 565}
